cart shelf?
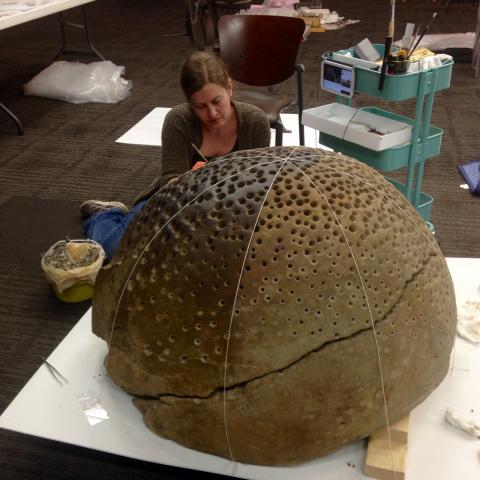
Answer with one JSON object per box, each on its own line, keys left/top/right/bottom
{"left": 319, "top": 107, "right": 444, "bottom": 171}
{"left": 385, "top": 177, "right": 433, "bottom": 222}
{"left": 310, "top": 46, "right": 454, "bottom": 222}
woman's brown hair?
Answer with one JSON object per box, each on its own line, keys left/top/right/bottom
{"left": 180, "top": 51, "right": 230, "bottom": 99}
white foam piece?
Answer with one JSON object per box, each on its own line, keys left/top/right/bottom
{"left": 1, "top": 259, "right": 479, "bottom": 479}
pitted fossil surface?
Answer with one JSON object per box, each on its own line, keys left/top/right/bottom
{"left": 92, "top": 146, "right": 456, "bottom": 465}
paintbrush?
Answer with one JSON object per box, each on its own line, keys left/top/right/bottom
{"left": 378, "top": 0, "right": 396, "bottom": 91}
{"left": 191, "top": 142, "right": 209, "bottom": 163}
{"left": 408, "top": 11, "right": 438, "bottom": 58}
{"left": 378, "top": 36, "right": 392, "bottom": 91}
{"left": 388, "top": 0, "right": 395, "bottom": 40}
{"left": 407, "top": 23, "right": 422, "bottom": 57}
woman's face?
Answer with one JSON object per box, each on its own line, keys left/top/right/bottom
{"left": 190, "top": 81, "right": 233, "bottom": 129}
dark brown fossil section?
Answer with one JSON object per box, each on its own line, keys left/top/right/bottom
{"left": 92, "top": 146, "right": 456, "bottom": 465}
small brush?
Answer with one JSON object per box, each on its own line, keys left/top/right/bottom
{"left": 407, "top": 23, "right": 422, "bottom": 57}
{"left": 191, "top": 143, "right": 209, "bottom": 163}
{"left": 378, "top": 0, "right": 396, "bottom": 91}
{"left": 408, "top": 11, "right": 438, "bottom": 59}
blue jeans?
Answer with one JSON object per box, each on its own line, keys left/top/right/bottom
{"left": 84, "top": 200, "right": 147, "bottom": 261}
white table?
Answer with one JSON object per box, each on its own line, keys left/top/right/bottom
{"left": 0, "top": 257, "right": 479, "bottom": 479}
{"left": 0, "top": 0, "right": 102, "bottom": 135}
{"left": 0, "top": 0, "right": 94, "bottom": 30}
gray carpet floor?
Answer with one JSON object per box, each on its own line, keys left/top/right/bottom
{"left": 0, "top": 0, "right": 479, "bottom": 478}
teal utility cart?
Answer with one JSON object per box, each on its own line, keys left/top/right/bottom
{"left": 306, "top": 45, "right": 453, "bottom": 224}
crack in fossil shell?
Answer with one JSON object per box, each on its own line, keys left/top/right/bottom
{"left": 127, "top": 249, "right": 439, "bottom": 403}
{"left": 115, "top": 245, "right": 438, "bottom": 380}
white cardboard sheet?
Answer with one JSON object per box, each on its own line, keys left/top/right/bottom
{"left": 419, "top": 32, "right": 476, "bottom": 50}
{"left": 115, "top": 107, "right": 325, "bottom": 150}
{"left": 0, "top": 257, "right": 479, "bottom": 479}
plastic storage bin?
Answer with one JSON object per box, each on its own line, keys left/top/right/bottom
{"left": 302, "top": 103, "right": 413, "bottom": 152}
{"left": 317, "top": 107, "right": 443, "bottom": 171}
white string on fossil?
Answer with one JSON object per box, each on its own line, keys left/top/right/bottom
{"left": 295, "top": 151, "right": 458, "bottom": 383}
{"left": 289, "top": 151, "right": 455, "bottom": 479}
{"left": 221, "top": 148, "right": 298, "bottom": 463}
{"left": 287, "top": 159, "right": 397, "bottom": 477}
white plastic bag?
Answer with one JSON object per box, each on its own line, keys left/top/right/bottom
{"left": 23, "top": 60, "right": 132, "bottom": 104}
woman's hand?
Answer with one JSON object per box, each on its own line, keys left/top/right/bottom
{"left": 191, "top": 161, "right": 207, "bottom": 171}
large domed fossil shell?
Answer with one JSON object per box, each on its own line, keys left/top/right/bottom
{"left": 92, "top": 146, "right": 456, "bottom": 466}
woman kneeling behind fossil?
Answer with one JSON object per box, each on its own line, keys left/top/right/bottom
{"left": 81, "top": 51, "right": 271, "bottom": 261}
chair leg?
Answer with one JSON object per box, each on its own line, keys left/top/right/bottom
{"left": 275, "top": 123, "right": 283, "bottom": 146}
{"left": 299, "top": 117, "right": 305, "bottom": 146}
{"left": 295, "top": 64, "right": 305, "bottom": 146}
{"left": 0, "top": 101, "right": 24, "bottom": 135}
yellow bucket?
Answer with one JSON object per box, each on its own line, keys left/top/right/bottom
{"left": 42, "top": 239, "right": 105, "bottom": 303}
{"left": 52, "top": 283, "right": 95, "bottom": 303}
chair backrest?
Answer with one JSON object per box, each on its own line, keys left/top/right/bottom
{"left": 218, "top": 14, "right": 305, "bottom": 87}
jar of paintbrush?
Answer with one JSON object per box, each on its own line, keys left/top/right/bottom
{"left": 387, "top": 49, "right": 410, "bottom": 74}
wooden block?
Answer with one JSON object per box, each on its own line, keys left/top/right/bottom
{"left": 300, "top": 16, "right": 326, "bottom": 32}
{"left": 363, "top": 415, "right": 410, "bottom": 480}
{"left": 371, "top": 415, "right": 410, "bottom": 444}
{"left": 301, "top": 15, "right": 321, "bottom": 27}
{"left": 309, "top": 26, "right": 326, "bottom": 32}
{"left": 363, "top": 437, "right": 407, "bottom": 480}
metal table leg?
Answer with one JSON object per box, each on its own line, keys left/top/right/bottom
{"left": 53, "top": 6, "right": 105, "bottom": 61}
{"left": 0, "top": 101, "right": 24, "bottom": 135}
{"left": 2, "top": 5, "right": 104, "bottom": 135}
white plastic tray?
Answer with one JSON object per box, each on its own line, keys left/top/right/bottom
{"left": 302, "top": 103, "right": 412, "bottom": 151}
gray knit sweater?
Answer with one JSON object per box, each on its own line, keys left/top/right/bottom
{"left": 135, "top": 100, "right": 271, "bottom": 203}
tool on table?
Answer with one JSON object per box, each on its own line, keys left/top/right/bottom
{"left": 42, "top": 357, "right": 69, "bottom": 386}
{"left": 378, "top": 0, "right": 396, "bottom": 90}
{"left": 408, "top": 11, "right": 438, "bottom": 58}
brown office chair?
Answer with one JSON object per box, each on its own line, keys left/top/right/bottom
{"left": 184, "top": 1, "right": 251, "bottom": 51}
{"left": 217, "top": 14, "right": 306, "bottom": 146}
{"left": 214, "top": 0, "right": 251, "bottom": 15}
